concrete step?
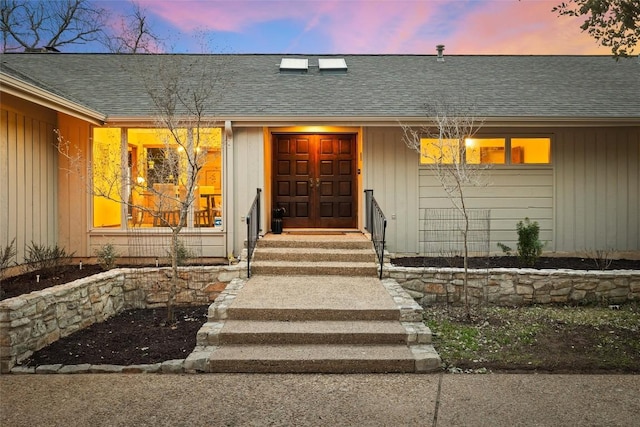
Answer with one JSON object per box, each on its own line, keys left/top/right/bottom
{"left": 257, "top": 235, "right": 372, "bottom": 250}
{"left": 207, "top": 320, "right": 409, "bottom": 345}
{"left": 197, "top": 320, "right": 433, "bottom": 346}
{"left": 252, "top": 247, "right": 376, "bottom": 263}
{"left": 205, "top": 344, "right": 440, "bottom": 373}
{"left": 250, "top": 261, "right": 378, "bottom": 277}
{"left": 220, "top": 306, "right": 400, "bottom": 322}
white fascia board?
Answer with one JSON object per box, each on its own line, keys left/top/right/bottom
{"left": 104, "top": 115, "right": 640, "bottom": 128}
{"left": 1, "top": 72, "right": 106, "bottom": 125}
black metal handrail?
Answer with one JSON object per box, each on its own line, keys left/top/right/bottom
{"left": 364, "top": 189, "right": 387, "bottom": 279}
{"left": 246, "top": 188, "right": 262, "bottom": 278}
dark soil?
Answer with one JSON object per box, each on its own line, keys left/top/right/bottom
{"left": 1, "top": 264, "right": 104, "bottom": 300}
{"left": 23, "top": 305, "right": 208, "bottom": 366}
{"left": 392, "top": 256, "right": 640, "bottom": 270}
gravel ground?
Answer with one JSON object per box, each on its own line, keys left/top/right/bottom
{"left": 2, "top": 374, "right": 639, "bottom": 427}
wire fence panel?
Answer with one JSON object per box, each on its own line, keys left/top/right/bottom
{"left": 420, "top": 208, "right": 490, "bottom": 257}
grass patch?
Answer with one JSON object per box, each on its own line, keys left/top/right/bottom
{"left": 425, "top": 302, "right": 640, "bottom": 373}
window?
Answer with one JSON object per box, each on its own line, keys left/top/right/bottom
{"left": 92, "top": 127, "right": 223, "bottom": 229}
{"left": 420, "top": 138, "right": 461, "bottom": 164}
{"left": 420, "top": 136, "right": 551, "bottom": 165}
{"left": 465, "top": 138, "right": 506, "bottom": 164}
{"left": 92, "top": 128, "right": 123, "bottom": 228}
{"left": 511, "top": 138, "right": 551, "bottom": 164}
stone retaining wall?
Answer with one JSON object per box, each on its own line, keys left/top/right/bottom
{"left": 386, "top": 266, "right": 640, "bottom": 306}
{"left": 0, "top": 265, "right": 243, "bottom": 373}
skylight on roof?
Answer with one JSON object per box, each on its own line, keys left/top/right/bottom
{"left": 280, "top": 58, "right": 308, "bottom": 71}
{"left": 318, "top": 58, "right": 347, "bottom": 71}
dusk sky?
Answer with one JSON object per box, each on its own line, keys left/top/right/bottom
{"left": 92, "top": 0, "right": 613, "bottom": 55}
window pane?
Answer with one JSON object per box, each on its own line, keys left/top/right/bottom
{"left": 196, "top": 128, "right": 223, "bottom": 228}
{"left": 465, "top": 138, "right": 506, "bottom": 164}
{"left": 127, "top": 128, "right": 223, "bottom": 228}
{"left": 511, "top": 138, "right": 551, "bottom": 164}
{"left": 420, "top": 138, "right": 460, "bottom": 164}
{"left": 92, "top": 128, "right": 123, "bottom": 228}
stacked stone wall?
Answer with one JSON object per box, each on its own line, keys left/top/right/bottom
{"left": 387, "top": 266, "right": 640, "bottom": 306}
{"left": 0, "top": 265, "right": 242, "bottom": 373}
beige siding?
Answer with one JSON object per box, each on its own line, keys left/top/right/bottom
{"left": 418, "top": 168, "right": 554, "bottom": 254}
{"left": 56, "top": 113, "right": 91, "bottom": 258}
{"left": 232, "top": 127, "right": 266, "bottom": 256}
{"left": 363, "top": 127, "right": 419, "bottom": 254}
{"left": 1, "top": 94, "right": 58, "bottom": 264}
{"left": 555, "top": 127, "right": 640, "bottom": 254}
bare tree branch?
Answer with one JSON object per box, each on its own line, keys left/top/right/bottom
{"left": 1, "top": 0, "right": 107, "bottom": 52}
{"left": 104, "top": 1, "right": 163, "bottom": 53}
{"left": 402, "top": 98, "right": 487, "bottom": 319}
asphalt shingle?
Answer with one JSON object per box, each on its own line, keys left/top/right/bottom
{"left": 2, "top": 53, "right": 639, "bottom": 120}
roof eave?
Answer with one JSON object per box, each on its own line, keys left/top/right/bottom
{"left": 0, "top": 72, "right": 106, "bottom": 125}
{"left": 104, "top": 115, "right": 640, "bottom": 128}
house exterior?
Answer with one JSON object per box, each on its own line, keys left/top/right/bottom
{"left": 1, "top": 53, "right": 639, "bottom": 265}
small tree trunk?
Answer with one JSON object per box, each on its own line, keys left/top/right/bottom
{"left": 167, "top": 230, "right": 178, "bottom": 325}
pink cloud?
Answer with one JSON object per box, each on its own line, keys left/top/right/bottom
{"left": 131, "top": 0, "right": 615, "bottom": 54}
{"left": 443, "top": 1, "right": 610, "bottom": 54}
{"left": 136, "top": 0, "right": 318, "bottom": 33}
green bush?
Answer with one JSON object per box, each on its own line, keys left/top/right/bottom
{"left": 497, "top": 218, "right": 544, "bottom": 267}
{"left": 96, "top": 243, "right": 119, "bottom": 270}
{"left": 1, "top": 238, "right": 17, "bottom": 272}
{"left": 516, "top": 218, "right": 544, "bottom": 267}
{"left": 23, "top": 242, "right": 74, "bottom": 273}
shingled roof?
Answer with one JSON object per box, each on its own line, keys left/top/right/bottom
{"left": 2, "top": 53, "right": 639, "bottom": 123}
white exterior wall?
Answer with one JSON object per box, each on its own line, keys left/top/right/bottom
{"left": 554, "top": 126, "right": 640, "bottom": 255}
{"left": 231, "top": 127, "right": 266, "bottom": 257}
{"left": 363, "top": 127, "right": 419, "bottom": 254}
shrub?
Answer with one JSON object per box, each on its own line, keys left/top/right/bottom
{"left": 1, "top": 238, "right": 17, "bottom": 272}
{"left": 23, "top": 242, "right": 74, "bottom": 273}
{"left": 497, "top": 218, "right": 544, "bottom": 267}
{"left": 172, "top": 240, "right": 193, "bottom": 266}
{"left": 586, "top": 248, "right": 614, "bottom": 270}
{"left": 516, "top": 218, "right": 544, "bottom": 267}
{"left": 96, "top": 243, "right": 119, "bottom": 270}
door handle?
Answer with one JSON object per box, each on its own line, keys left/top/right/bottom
{"left": 315, "top": 178, "right": 320, "bottom": 188}
{"left": 309, "top": 178, "right": 314, "bottom": 190}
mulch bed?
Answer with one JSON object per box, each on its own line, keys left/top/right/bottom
{"left": 23, "top": 305, "right": 208, "bottom": 367}
{"left": 392, "top": 256, "right": 640, "bottom": 270}
{"left": 1, "top": 264, "right": 105, "bottom": 300}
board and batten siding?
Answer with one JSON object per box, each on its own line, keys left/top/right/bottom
{"left": 1, "top": 94, "right": 58, "bottom": 264}
{"left": 231, "top": 127, "right": 266, "bottom": 257}
{"left": 363, "top": 127, "right": 419, "bottom": 254}
{"left": 554, "top": 126, "right": 639, "bottom": 255}
{"left": 418, "top": 168, "right": 554, "bottom": 255}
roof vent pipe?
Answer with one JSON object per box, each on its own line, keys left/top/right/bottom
{"left": 436, "top": 44, "right": 445, "bottom": 62}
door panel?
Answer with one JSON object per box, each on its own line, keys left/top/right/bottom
{"left": 273, "top": 134, "right": 357, "bottom": 228}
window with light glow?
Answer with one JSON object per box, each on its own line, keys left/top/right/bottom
{"left": 420, "top": 136, "right": 551, "bottom": 165}
{"left": 420, "top": 138, "right": 461, "bottom": 164}
{"left": 511, "top": 138, "right": 551, "bottom": 164}
{"left": 92, "top": 127, "right": 223, "bottom": 229}
{"left": 92, "top": 128, "right": 123, "bottom": 228}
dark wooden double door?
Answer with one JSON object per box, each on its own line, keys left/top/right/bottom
{"left": 272, "top": 134, "right": 357, "bottom": 228}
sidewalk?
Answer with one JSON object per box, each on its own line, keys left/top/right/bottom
{"left": 2, "top": 373, "right": 638, "bottom": 426}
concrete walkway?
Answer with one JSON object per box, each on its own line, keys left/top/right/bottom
{"left": 2, "top": 373, "right": 638, "bottom": 426}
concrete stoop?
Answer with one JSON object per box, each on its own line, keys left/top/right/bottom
{"left": 185, "top": 234, "right": 442, "bottom": 373}
{"left": 249, "top": 233, "right": 378, "bottom": 277}
{"left": 186, "top": 277, "right": 441, "bottom": 374}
